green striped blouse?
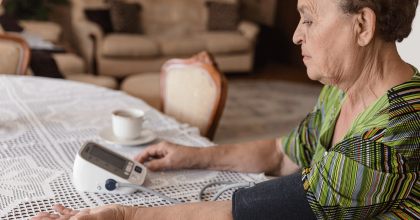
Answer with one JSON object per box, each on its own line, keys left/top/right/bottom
{"left": 282, "top": 65, "right": 420, "bottom": 219}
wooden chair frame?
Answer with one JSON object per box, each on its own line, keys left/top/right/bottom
{"left": 0, "top": 34, "right": 31, "bottom": 75}
{"left": 160, "top": 51, "right": 228, "bottom": 140}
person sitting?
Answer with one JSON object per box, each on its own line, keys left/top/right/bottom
{"left": 31, "top": 0, "right": 420, "bottom": 219}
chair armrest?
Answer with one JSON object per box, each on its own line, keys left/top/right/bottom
{"left": 238, "top": 20, "right": 260, "bottom": 45}
{"left": 72, "top": 19, "right": 104, "bottom": 73}
{"left": 18, "top": 21, "right": 62, "bottom": 43}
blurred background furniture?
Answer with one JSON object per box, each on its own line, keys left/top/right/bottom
{"left": 0, "top": 4, "right": 117, "bottom": 89}
{"left": 70, "top": 0, "right": 260, "bottom": 78}
{"left": 0, "top": 33, "right": 30, "bottom": 75}
{"left": 122, "top": 52, "right": 227, "bottom": 140}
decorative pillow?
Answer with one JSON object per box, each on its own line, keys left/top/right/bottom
{"left": 110, "top": 0, "right": 142, "bottom": 34}
{"left": 0, "top": 13, "right": 24, "bottom": 32}
{"left": 85, "top": 9, "right": 114, "bottom": 34}
{"left": 206, "top": 2, "right": 239, "bottom": 31}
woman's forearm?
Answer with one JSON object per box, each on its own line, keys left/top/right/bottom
{"left": 129, "top": 201, "right": 232, "bottom": 220}
{"left": 197, "top": 138, "right": 300, "bottom": 176}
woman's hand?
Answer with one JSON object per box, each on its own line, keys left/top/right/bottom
{"left": 134, "top": 141, "right": 207, "bottom": 171}
{"left": 30, "top": 204, "right": 135, "bottom": 220}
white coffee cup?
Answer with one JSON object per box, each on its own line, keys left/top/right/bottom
{"left": 112, "top": 109, "right": 145, "bottom": 140}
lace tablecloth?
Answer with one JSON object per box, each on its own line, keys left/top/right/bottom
{"left": 0, "top": 75, "right": 266, "bottom": 220}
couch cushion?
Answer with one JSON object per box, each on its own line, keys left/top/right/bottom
{"left": 199, "top": 32, "right": 251, "bottom": 54}
{"left": 101, "top": 34, "right": 159, "bottom": 57}
{"left": 157, "top": 36, "right": 205, "bottom": 56}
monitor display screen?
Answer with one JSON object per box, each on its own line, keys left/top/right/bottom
{"left": 89, "top": 145, "right": 126, "bottom": 169}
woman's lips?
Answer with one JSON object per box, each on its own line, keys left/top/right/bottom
{"left": 303, "top": 56, "right": 312, "bottom": 61}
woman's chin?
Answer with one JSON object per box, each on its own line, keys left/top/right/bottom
{"left": 306, "top": 69, "right": 321, "bottom": 81}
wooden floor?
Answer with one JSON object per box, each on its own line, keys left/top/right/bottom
{"left": 226, "top": 61, "right": 323, "bottom": 87}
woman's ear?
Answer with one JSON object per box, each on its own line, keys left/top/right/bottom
{"left": 356, "top": 7, "right": 376, "bottom": 46}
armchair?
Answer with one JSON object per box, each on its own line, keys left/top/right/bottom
{"left": 70, "top": 0, "right": 260, "bottom": 78}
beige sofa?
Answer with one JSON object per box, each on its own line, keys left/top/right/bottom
{"left": 70, "top": 0, "right": 260, "bottom": 78}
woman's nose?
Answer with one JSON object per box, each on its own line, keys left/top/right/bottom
{"left": 293, "top": 24, "right": 304, "bottom": 45}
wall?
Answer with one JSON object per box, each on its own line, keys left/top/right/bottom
{"left": 397, "top": 6, "right": 420, "bottom": 68}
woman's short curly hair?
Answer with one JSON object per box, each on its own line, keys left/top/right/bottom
{"left": 339, "top": 0, "right": 419, "bottom": 42}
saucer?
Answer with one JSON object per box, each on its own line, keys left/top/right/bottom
{"left": 98, "top": 127, "right": 157, "bottom": 146}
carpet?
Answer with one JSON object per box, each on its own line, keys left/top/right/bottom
{"left": 213, "top": 80, "right": 323, "bottom": 145}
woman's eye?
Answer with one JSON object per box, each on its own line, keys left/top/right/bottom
{"left": 303, "top": 21, "right": 312, "bottom": 25}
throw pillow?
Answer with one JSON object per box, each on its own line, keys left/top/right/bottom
{"left": 85, "top": 9, "right": 114, "bottom": 34}
{"left": 206, "top": 2, "right": 239, "bottom": 31}
{"left": 110, "top": 0, "right": 142, "bottom": 34}
{"left": 0, "top": 13, "right": 24, "bottom": 32}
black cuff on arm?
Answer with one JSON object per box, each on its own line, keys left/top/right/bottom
{"left": 232, "top": 172, "right": 317, "bottom": 220}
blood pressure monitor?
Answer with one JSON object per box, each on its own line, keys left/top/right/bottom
{"left": 73, "top": 141, "right": 254, "bottom": 203}
{"left": 73, "top": 141, "right": 147, "bottom": 194}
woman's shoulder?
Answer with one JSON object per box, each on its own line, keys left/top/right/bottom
{"left": 387, "top": 65, "right": 420, "bottom": 104}
{"left": 383, "top": 65, "right": 420, "bottom": 145}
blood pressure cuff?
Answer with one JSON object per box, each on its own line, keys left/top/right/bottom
{"left": 232, "top": 172, "right": 316, "bottom": 220}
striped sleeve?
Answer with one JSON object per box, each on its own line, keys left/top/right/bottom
{"left": 281, "top": 85, "right": 329, "bottom": 168}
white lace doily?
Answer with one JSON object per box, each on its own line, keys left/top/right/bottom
{"left": 0, "top": 76, "right": 266, "bottom": 220}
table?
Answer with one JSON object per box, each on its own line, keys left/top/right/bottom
{"left": 0, "top": 75, "right": 266, "bottom": 220}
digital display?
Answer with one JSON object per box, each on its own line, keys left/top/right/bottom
{"left": 89, "top": 145, "right": 126, "bottom": 169}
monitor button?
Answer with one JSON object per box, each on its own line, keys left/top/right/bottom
{"left": 125, "top": 166, "right": 131, "bottom": 172}
{"left": 124, "top": 171, "right": 129, "bottom": 176}
{"left": 131, "top": 175, "right": 138, "bottom": 181}
{"left": 134, "top": 166, "right": 142, "bottom": 173}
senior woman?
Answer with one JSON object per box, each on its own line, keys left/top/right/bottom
{"left": 32, "top": 0, "right": 420, "bottom": 219}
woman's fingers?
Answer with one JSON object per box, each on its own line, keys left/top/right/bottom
{"left": 30, "top": 212, "right": 66, "bottom": 220}
{"left": 53, "top": 204, "right": 80, "bottom": 216}
{"left": 134, "top": 144, "right": 160, "bottom": 163}
{"left": 134, "top": 142, "right": 170, "bottom": 163}
{"left": 31, "top": 212, "right": 73, "bottom": 220}
{"left": 145, "top": 157, "right": 171, "bottom": 170}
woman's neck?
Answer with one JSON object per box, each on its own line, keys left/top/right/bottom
{"left": 336, "top": 42, "right": 414, "bottom": 111}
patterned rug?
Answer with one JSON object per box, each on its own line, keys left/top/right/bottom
{"left": 213, "top": 80, "right": 323, "bottom": 145}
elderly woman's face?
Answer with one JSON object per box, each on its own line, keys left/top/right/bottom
{"left": 293, "top": 0, "right": 359, "bottom": 85}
